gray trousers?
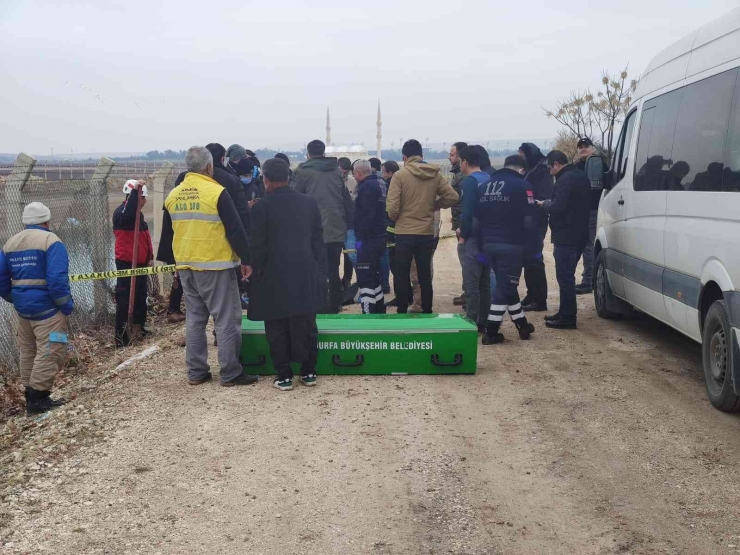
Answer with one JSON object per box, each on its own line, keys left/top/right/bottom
{"left": 179, "top": 268, "right": 243, "bottom": 384}
{"left": 580, "top": 209, "right": 598, "bottom": 287}
{"left": 461, "top": 239, "right": 491, "bottom": 326}
{"left": 457, "top": 242, "right": 465, "bottom": 295}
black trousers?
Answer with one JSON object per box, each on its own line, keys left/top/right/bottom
{"left": 356, "top": 236, "right": 387, "bottom": 314}
{"left": 395, "top": 234, "right": 435, "bottom": 314}
{"left": 114, "top": 259, "right": 148, "bottom": 346}
{"left": 264, "top": 315, "right": 319, "bottom": 381}
{"left": 342, "top": 253, "right": 354, "bottom": 286}
{"left": 168, "top": 275, "right": 183, "bottom": 314}
{"left": 524, "top": 225, "right": 548, "bottom": 305}
{"left": 318, "top": 242, "right": 344, "bottom": 314}
{"left": 388, "top": 240, "right": 413, "bottom": 304}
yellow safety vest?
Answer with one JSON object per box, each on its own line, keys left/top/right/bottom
{"left": 164, "top": 173, "right": 240, "bottom": 271}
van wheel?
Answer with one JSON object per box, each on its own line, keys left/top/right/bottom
{"left": 702, "top": 300, "right": 740, "bottom": 412}
{"left": 594, "top": 251, "right": 621, "bottom": 319}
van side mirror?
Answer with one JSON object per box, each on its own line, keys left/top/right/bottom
{"left": 586, "top": 155, "right": 607, "bottom": 190}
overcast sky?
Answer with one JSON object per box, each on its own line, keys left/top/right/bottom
{"left": 1, "top": 0, "right": 738, "bottom": 155}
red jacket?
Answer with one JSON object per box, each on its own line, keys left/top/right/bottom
{"left": 112, "top": 191, "right": 153, "bottom": 265}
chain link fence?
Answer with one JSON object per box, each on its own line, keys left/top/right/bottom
{"left": 0, "top": 156, "right": 179, "bottom": 372}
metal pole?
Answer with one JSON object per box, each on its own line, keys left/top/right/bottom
{"left": 126, "top": 183, "right": 142, "bottom": 336}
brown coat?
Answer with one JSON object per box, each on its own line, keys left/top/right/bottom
{"left": 386, "top": 156, "right": 459, "bottom": 235}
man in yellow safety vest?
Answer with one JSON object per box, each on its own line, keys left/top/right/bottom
{"left": 159, "top": 146, "right": 257, "bottom": 387}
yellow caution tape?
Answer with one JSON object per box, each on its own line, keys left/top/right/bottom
{"left": 70, "top": 265, "right": 176, "bottom": 282}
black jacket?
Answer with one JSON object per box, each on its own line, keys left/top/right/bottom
{"left": 520, "top": 143, "right": 552, "bottom": 229}
{"left": 354, "top": 173, "right": 387, "bottom": 240}
{"left": 542, "top": 165, "right": 591, "bottom": 247}
{"left": 575, "top": 159, "right": 603, "bottom": 210}
{"left": 247, "top": 187, "right": 324, "bottom": 321}
{"left": 213, "top": 161, "right": 251, "bottom": 236}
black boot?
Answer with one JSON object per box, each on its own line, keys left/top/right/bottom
{"left": 482, "top": 323, "right": 504, "bottom": 345}
{"left": 515, "top": 319, "right": 535, "bottom": 340}
{"left": 544, "top": 312, "right": 561, "bottom": 322}
{"left": 26, "top": 388, "right": 65, "bottom": 417}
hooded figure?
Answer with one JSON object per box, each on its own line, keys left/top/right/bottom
{"left": 519, "top": 143, "right": 553, "bottom": 201}
{"left": 517, "top": 142, "right": 552, "bottom": 312}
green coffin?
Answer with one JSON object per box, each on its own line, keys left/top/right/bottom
{"left": 240, "top": 314, "right": 478, "bottom": 375}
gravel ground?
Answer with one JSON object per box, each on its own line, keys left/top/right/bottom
{"left": 2, "top": 213, "right": 740, "bottom": 554}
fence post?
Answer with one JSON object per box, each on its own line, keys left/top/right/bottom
{"left": 88, "top": 157, "right": 115, "bottom": 312}
{"left": 5, "top": 153, "right": 36, "bottom": 239}
{"left": 1, "top": 153, "right": 37, "bottom": 370}
{"left": 151, "top": 161, "right": 174, "bottom": 289}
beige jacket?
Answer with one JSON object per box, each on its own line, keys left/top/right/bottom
{"left": 386, "top": 156, "right": 459, "bottom": 235}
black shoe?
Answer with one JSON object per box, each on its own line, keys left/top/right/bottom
{"left": 521, "top": 295, "right": 531, "bottom": 306}
{"left": 482, "top": 332, "right": 505, "bottom": 345}
{"left": 189, "top": 373, "right": 213, "bottom": 386}
{"left": 522, "top": 302, "right": 548, "bottom": 312}
{"left": 545, "top": 318, "right": 577, "bottom": 330}
{"left": 221, "top": 373, "right": 259, "bottom": 387}
{"left": 386, "top": 297, "right": 398, "bottom": 307}
{"left": 25, "top": 388, "right": 64, "bottom": 416}
{"left": 544, "top": 312, "right": 561, "bottom": 322}
{"left": 576, "top": 284, "right": 593, "bottom": 295}
{"left": 515, "top": 321, "right": 535, "bottom": 340}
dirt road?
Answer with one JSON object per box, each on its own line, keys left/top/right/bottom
{"left": 3, "top": 219, "right": 740, "bottom": 554}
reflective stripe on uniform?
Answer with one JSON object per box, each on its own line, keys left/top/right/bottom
{"left": 169, "top": 212, "right": 222, "bottom": 222}
{"left": 176, "top": 261, "right": 240, "bottom": 270}
{"left": 17, "top": 307, "right": 58, "bottom": 320}
{"left": 11, "top": 279, "right": 47, "bottom": 286}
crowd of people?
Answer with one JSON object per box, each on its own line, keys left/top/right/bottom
{"left": 0, "top": 135, "right": 598, "bottom": 414}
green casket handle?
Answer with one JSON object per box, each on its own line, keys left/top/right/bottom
{"left": 332, "top": 354, "right": 365, "bottom": 367}
{"left": 240, "top": 355, "right": 267, "bottom": 368}
{"left": 431, "top": 354, "right": 463, "bottom": 367}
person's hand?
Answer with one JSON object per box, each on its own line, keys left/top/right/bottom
{"left": 458, "top": 236, "right": 465, "bottom": 244}
{"left": 535, "top": 200, "right": 544, "bottom": 207}
{"left": 241, "top": 265, "right": 253, "bottom": 280}
{"left": 248, "top": 199, "right": 258, "bottom": 209}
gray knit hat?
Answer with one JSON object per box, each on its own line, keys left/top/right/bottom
{"left": 226, "top": 144, "right": 247, "bottom": 163}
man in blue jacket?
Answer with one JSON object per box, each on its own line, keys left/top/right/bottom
{"left": 353, "top": 160, "right": 387, "bottom": 314}
{"left": 476, "top": 156, "right": 536, "bottom": 345}
{"left": 0, "top": 203, "right": 74, "bottom": 415}
{"left": 457, "top": 145, "right": 492, "bottom": 333}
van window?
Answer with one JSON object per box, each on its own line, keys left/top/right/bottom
{"left": 612, "top": 110, "right": 637, "bottom": 185}
{"left": 634, "top": 89, "right": 682, "bottom": 191}
{"left": 723, "top": 70, "right": 740, "bottom": 192}
{"left": 670, "top": 69, "right": 737, "bottom": 192}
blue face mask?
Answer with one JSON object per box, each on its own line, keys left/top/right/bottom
{"left": 240, "top": 176, "right": 253, "bottom": 185}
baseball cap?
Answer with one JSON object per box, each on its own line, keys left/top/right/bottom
{"left": 577, "top": 137, "right": 594, "bottom": 148}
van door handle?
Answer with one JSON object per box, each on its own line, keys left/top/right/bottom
{"left": 618, "top": 197, "right": 625, "bottom": 206}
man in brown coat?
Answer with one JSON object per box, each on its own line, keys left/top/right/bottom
{"left": 386, "top": 139, "right": 459, "bottom": 314}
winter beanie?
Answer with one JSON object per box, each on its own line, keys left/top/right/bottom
{"left": 22, "top": 202, "right": 51, "bottom": 225}
{"left": 226, "top": 144, "right": 247, "bottom": 163}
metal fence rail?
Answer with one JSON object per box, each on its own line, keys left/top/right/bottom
{"left": 0, "top": 155, "right": 175, "bottom": 371}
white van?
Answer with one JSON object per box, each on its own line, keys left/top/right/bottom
{"left": 591, "top": 7, "right": 740, "bottom": 412}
